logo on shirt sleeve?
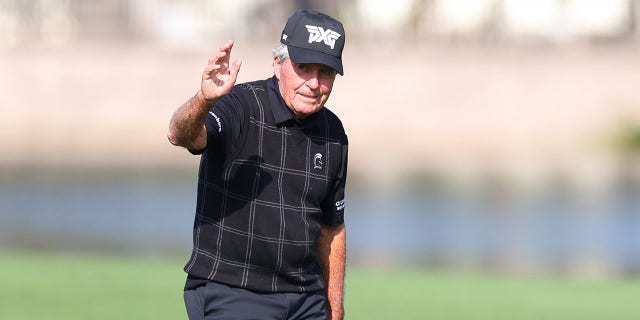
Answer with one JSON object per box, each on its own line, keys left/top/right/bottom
{"left": 335, "top": 199, "right": 345, "bottom": 211}
{"left": 209, "top": 111, "right": 222, "bottom": 133}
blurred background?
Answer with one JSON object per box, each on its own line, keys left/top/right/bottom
{"left": 2, "top": 0, "right": 640, "bottom": 288}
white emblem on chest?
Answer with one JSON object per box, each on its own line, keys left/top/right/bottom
{"left": 313, "top": 153, "right": 323, "bottom": 170}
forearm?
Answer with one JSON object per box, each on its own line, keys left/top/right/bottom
{"left": 167, "top": 90, "right": 214, "bottom": 149}
{"left": 317, "top": 224, "right": 346, "bottom": 320}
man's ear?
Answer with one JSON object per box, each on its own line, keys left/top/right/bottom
{"left": 273, "top": 56, "right": 281, "bottom": 79}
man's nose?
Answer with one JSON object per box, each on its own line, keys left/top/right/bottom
{"left": 306, "top": 75, "right": 319, "bottom": 89}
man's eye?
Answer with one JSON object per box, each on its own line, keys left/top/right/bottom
{"left": 296, "top": 63, "right": 307, "bottom": 70}
{"left": 319, "top": 68, "right": 334, "bottom": 76}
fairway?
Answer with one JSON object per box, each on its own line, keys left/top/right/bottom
{"left": 346, "top": 269, "right": 640, "bottom": 320}
{"left": 1, "top": 251, "right": 638, "bottom": 319}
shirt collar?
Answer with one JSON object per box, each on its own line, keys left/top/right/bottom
{"left": 267, "top": 76, "right": 323, "bottom": 129}
{"left": 267, "top": 76, "right": 294, "bottom": 125}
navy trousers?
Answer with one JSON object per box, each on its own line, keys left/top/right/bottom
{"left": 184, "top": 281, "right": 327, "bottom": 320}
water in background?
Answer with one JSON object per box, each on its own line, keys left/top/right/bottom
{"left": 1, "top": 167, "right": 639, "bottom": 277}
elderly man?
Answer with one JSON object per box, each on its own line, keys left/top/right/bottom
{"left": 167, "top": 9, "right": 348, "bottom": 320}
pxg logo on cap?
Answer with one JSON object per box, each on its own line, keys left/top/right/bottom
{"left": 305, "top": 25, "right": 341, "bottom": 49}
{"left": 280, "top": 9, "right": 345, "bottom": 75}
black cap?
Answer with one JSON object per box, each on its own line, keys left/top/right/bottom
{"left": 280, "top": 9, "right": 345, "bottom": 75}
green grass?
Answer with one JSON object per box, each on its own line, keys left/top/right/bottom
{"left": 0, "top": 251, "right": 186, "bottom": 320}
{"left": 346, "top": 269, "right": 640, "bottom": 320}
{"left": 1, "top": 251, "right": 639, "bottom": 320}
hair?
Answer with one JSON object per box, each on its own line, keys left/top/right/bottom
{"left": 272, "top": 44, "right": 289, "bottom": 62}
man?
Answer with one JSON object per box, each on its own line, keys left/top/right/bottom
{"left": 167, "top": 9, "right": 348, "bottom": 320}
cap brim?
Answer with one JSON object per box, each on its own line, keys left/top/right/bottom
{"left": 288, "top": 46, "right": 344, "bottom": 75}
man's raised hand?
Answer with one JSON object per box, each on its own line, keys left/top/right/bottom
{"left": 200, "top": 40, "right": 242, "bottom": 103}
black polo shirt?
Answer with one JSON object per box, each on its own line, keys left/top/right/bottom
{"left": 185, "top": 76, "right": 348, "bottom": 293}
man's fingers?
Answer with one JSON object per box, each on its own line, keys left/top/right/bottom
{"left": 230, "top": 58, "right": 242, "bottom": 74}
{"left": 221, "top": 40, "right": 234, "bottom": 52}
{"left": 214, "top": 40, "right": 234, "bottom": 61}
{"left": 209, "top": 52, "right": 227, "bottom": 66}
{"left": 203, "top": 63, "right": 223, "bottom": 73}
{"left": 208, "top": 40, "right": 233, "bottom": 65}
{"left": 203, "top": 41, "right": 239, "bottom": 80}
{"left": 227, "top": 58, "right": 242, "bottom": 86}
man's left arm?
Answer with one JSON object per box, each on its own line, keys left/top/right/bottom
{"left": 317, "top": 223, "right": 346, "bottom": 320}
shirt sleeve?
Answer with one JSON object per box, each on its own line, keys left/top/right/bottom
{"left": 320, "top": 140, "right": 348, "bottom": 226}
{"left": 188, "top": 90, "right": 245, "bottom": 155}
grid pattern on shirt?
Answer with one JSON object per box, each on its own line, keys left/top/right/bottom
{"left": 184, "top": 80, "right": 347, "bottom": 293}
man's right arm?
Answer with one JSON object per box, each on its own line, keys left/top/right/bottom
{"left": 167, "top": 40, "right": 242, "bottom": 151}
{"left": 167, "top": 90, "right": 212, "bottom": 151}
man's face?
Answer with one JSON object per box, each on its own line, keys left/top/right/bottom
{"left": 274, "top": 57, "right": 337, "bottom": 119}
